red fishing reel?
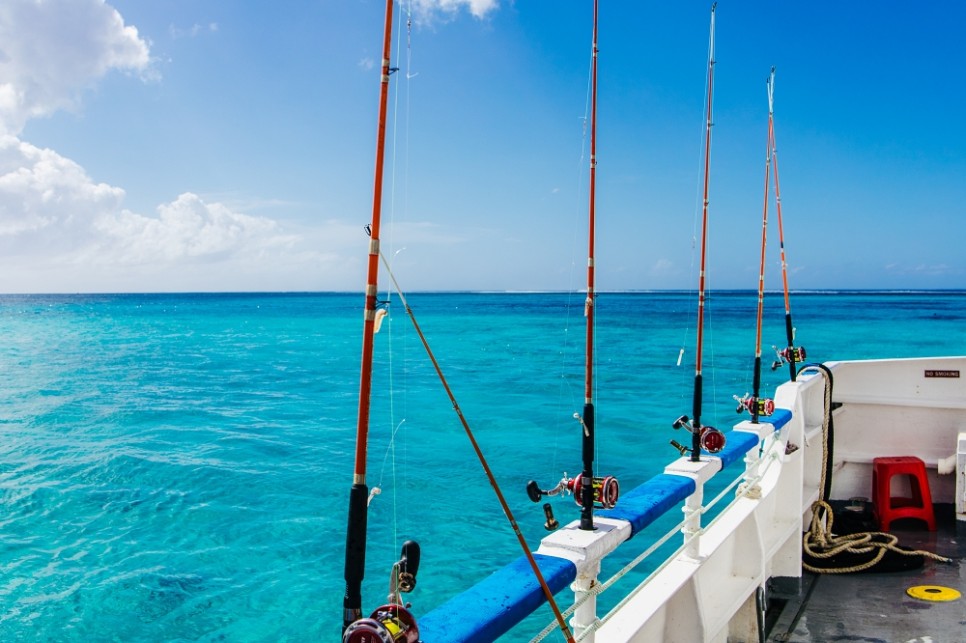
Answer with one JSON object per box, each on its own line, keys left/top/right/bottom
{"left": 343, "top": 541, "right": 421, "bottom": 643}
{"left": 733, "top": 393, "right": 775, "bottom": 416}
{"left": 670, "top": 415, "right": 726, "bottom": 455}
{"left": 772, "top": 345, "right": 806, "bottom": 370}
{"left": 526, "top": 473, "right": 620, "bottom": 510}
{"left": 343, "top": 604, "right": 419, "bottom": 643}
{"left": 568, "top": 474, "right": 619, "bottom": 509}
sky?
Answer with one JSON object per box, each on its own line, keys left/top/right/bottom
{"left": 1, "top": 0, "right": 964, "bottom": 293}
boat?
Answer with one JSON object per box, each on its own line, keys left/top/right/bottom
{"left": 413, "top": 355, "right": 964, "bottom": 642}
{"left": 343, "top": 4, "right": 964, "bottom": 643}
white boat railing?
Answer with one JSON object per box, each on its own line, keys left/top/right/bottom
{"left": 532, "top": 436, "right": 785, "bottom": 642}
{"left": 418, "top": 410, "right": 792, "bottom": 642}
{"left": 420, "top": 357, "right": 966, "bottom": 642}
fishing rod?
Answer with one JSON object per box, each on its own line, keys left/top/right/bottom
{"left": 734, "top": 67, "right": 778, "bottom": 423}
{"left": 343, "top": 2, "right": 422, "bottom": 641}
{"left": 380, "top": 254, "right": 577, "bottom": 643}
{"left": 767, "top": 68, "right": 806, "bottom": 382}
{"left": 671, "top": 2, "right": 726, "bottom": 461}
{"left": 579, "top": 0, "right": 600, "bottom": 532}
{"left": 527, "top": 0, "right": 620, "bottom": 532}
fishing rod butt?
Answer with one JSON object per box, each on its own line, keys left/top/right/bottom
{"left": 343, "top": 483, "right": 369, "bottom": 631}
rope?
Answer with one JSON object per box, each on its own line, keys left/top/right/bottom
{"left": 802, "top": 500, "right": 951, "bottom": 573}
{"left": 799, "top": 364, "right": 952, "bottom": 573}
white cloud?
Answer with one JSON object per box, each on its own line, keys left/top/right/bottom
{"left": 0, "top": 1, "right": 487, "bottom": 293}
{"left": 0, "top": 2, "right": 343, "bottom": 293}
{"left": 412, "top": 0, "right": 499, "bottom": 23}
{"left": 169, "top": 22, "right": 219, "bottom": 39}
{"left": 0, "top": 135, "right": 124, "bottom": 246}
{"left": 0, "top": 0, "right": 151, "bottom": 135}
{"left": 95, "top": 193, "right": 294, "bottom": 264}
{"left": 0, "top": 135, "right": 339, "bottom": 292}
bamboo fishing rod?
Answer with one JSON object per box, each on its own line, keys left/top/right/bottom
{"left": 525, "top": 0, "right": 618, "bottom": 533}
{"left": 579, "top": 0, "right": 599, "bottom": 532}
{"left": 751, "top": 72, "right": 774, "bottom": 424}
{"left": 768, "top": 68, "right": 805, "bottom": 382}
{"left": 380, "top": 255, "right": 577, "bottom": 643}
{"left": 343, "top": 0, "right": 394, "bottom": 633}
{"left": 671, "top": 3, "right": 725, "bottom": 460}
{"left": 690, "top": 2, "right": 717, "bottom": 462}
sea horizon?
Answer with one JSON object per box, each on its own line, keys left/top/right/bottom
{"left": 2, "top": 288, "right": 965, "bottom": 297}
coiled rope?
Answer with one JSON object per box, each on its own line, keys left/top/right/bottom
{"left": 799, "top": 364, "right": 952, "bottom": 573}
{"left": 802, "top": 499, "right": 950, "bottom": 573}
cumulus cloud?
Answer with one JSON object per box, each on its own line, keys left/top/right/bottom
{"left": 0, "top": 136, "right": 302, "bottom": 279}
{"left": 0, "top": 1, "right": 491, "bottom": 293}
{"left": 0, "top": 0, "right": 152, "bottom": 135}
{"left": 0, "top": 135, "right": 124, "bottom": 247}
{"left": 0, "top": 2, "right": 338, "bottom": 292}
{"left": 96, "top": 193, "right": 293, "bottom": 264}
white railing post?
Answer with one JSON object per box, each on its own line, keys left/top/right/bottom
{"left": 571, "top": 561, "right": 600, "bottom": 642}
{"left": 665, "top": 458, "right": 722, "bottom": 559}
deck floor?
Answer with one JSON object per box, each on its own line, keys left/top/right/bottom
{"left": 767, "top": 508, "right": 965, "bottom": 643}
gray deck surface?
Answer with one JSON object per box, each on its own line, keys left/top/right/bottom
{"left": 767, "top": 509, "right": 965, "bottom": 643}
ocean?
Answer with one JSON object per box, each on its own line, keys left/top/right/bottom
{"left": 1, "top": 290, "right": 963, "bottom": 641}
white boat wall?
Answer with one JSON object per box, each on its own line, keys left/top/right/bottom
{"left": 417, "top": 356, "right": 966, "bottom": 642}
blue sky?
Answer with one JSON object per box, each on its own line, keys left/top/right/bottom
{"left": 2, "top": 0, "right": 964, "bottom": 293}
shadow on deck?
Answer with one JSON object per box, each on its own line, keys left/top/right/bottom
{"left": 766, "top": 504, "right": 964, "bottom": 643}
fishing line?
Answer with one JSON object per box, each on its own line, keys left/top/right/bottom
{"left": 378, "top": 0, "right": 416, "bottom": 565}
{"left": 678, "top": 3, "right": 718, "bottom": 372}
{"left": 548, "top": 10, "right": 598, "bottom": 491}
{"left": 768, "top": 75, "right": 804, "bottom": 382}
{"left": 379, "top": 251, "right": 577, "bottom": 643}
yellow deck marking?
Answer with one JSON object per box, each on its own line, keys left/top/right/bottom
{"left": 906, "top": 585, "right": 961, "bottom": 602}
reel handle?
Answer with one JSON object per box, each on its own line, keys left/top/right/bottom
{"left": 672, "top": 415, "right": 692, "bottom": 431}
{"left": 542, "top": 503, "right": 559, "bottom": 531}
{"left": 396, "top": 541, "right": 420, "bottom": 593}
{"left": 670, "top": 439, "right": 690, "bottom": 456}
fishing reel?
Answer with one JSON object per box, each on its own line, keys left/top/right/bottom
{"left": 526, "top": 472, "right": 620, "bottom": 512}
{"left": 343, "top": 541, "right": 421, "bottom": 643}
{"left": 733, "top": 393, "right": 776, "bottom": 417}
{"left": 670, "top": 415, "right": 726, "bottom": 456}
{"left": 343, "top": 604, "right": 419, "bottom": 643}
{"left": 772, "top": 345, "right": 806, "bottom": 370}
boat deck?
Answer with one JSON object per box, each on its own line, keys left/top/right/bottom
{"left": 766, "top": 506, "right": 965, "bottom": 643}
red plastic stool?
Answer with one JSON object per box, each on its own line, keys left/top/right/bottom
{"left": 872, "top": 456, "right": 936, "bottom": 531}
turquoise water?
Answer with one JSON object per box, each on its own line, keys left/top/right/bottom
{"left": 1, "top": 291, "right": 963, "bottom": 641}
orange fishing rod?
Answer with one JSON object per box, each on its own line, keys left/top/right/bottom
{"left": 768, "top": 68, "right": 806, "bottom": 382}
{"left": 343, "top": 0, "right": 395, "bottom": 634}
{"left": 671, "top": 3, "right": 726, "bottom": 462}
{"left": 526, "top": 0, "right": 618, "bottom": 537}
{"left": 691, "top": 2, "right": 717, "bottom": 459}
{"left": 579, "top": 0, "right": 599, "bottom": 532}
{"left": 737, "top": 68, "right": 775, "bottom": 424}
